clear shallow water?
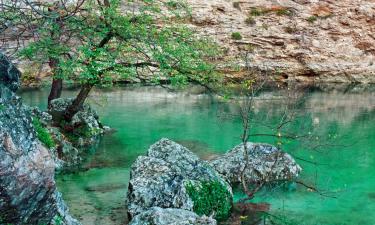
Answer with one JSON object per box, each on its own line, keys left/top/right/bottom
{"left": 19, "top": 85, "right": 375, "bottom": 225}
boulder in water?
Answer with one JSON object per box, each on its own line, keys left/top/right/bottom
{"left": 48, "top": 98, "right": 104, "bottom": 147}
{"left": 209, "top": 143, "right": 302, "bottom": 185}
{"left": 128, "top": 207, "right": 217, "bottom": 225}
{"left": 127, "top": 138, "right": 232, "bottom": 221}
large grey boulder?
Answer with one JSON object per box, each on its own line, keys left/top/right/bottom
{"left": 0, "top": 95, "right": 80, "bottom": 225}
{"left": 48, "top": 98, "right": 104, "bottom": 147}
{"left": 127, "top": 138, "right": 232, "bottom": 221}
{"left": 0, "top": 52, "right": 21, "bottom": 91}
{"left": 209, "top": 143, "right": 302, "bottom": 185}
{"left": 0, "top": 54, "right": 80, "bottom": 225}
{"left": 129, "top": 207, "right": 217, "bottom": 225}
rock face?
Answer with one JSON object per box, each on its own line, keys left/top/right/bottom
{"left": 128, "top": 207, "right": 217, "bottom": 225}
{"left": 0, "top": 52, "right": 80, "bottom": 225}
{"left": 127, "top": 138, "right": 232, "bottom": 221}
{"left": 209, "top": 143, "right": 301, "bottom": 185}
{"left": 186, "top": 0, "right": 375, "bottom": 83}
{"left": 0, "top": 52, "right": 21, "bottom": 91}
{"left": 48, "top": 98, "right": 104, "bottom": 147}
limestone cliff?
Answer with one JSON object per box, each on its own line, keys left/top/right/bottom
{"left": 186, "top": 0, "right": 375, "bottom": 83}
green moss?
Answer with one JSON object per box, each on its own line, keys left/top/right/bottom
{"left": 185, "top": 180, "right": 232, "bottom": 221}
{"left": 249, "top": 8, "right": 263, "bottom": 16}
{"left": 32, "top": 117, "right": 55, "bottom": 148}
{"left": 307, "top": 16, "right": 317, "bottom": 23}
{"left": 231, "top": 32, "right": 242, "bottom": 40}
{"left": 276, "top": 8, "right": 292, "bottom": 16}
{"left": 245, "top": 16, "right": 256, "bottom": 25}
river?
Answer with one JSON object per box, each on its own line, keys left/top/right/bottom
{"left": 19, "top": 84, "right": 375, "bottom": 225}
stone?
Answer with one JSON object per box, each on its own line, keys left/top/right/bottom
{"left": 48, "top": 98, "right": 104, "bottom": 147}
{"left": 0, "top": 52, "right": 21, "bottom": 91}
{"left": 0, "top": 53, "right": 79, "bottom": 225}
{"left": 209, "top": 143, "right": 302, "bottom": 185}
{"left": 0, "top": 94, "right": 80, "bottom": 224}
{"left": 127, "top": 138, "right": 232, "bottom": 220}
{"left": 128, "top": 207, "right": 217, "bottom": 225}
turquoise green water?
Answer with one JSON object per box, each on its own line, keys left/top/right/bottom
{"left": 19, "top": 86, "right": 375, "bottom": 225}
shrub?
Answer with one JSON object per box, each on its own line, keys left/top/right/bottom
{"left": 233, "top": 2, "right": 241, "bottom": 10}
{"left": 231, "top": 32, "right": 242, "bottom": 40}
{"left": 250, "top": 7, "right": 263, "bottom": 16}
{"left": 307, "top": 16, "right": 317, "bottom": 23}
{"left": 32, "top": 117, "right": 55, "bottom": 148}
{"left": 276, "top": 8, "right": 292, "bottom": 16}
{"left": 185, "top": 180, "right": 232, "bottom": 221}
{"left": 245, "top": 16, "right": 256, "bottom": 25}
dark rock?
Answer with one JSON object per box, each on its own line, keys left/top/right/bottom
{"left": 209, "top": 143, "right": 302, "bottom": 185}
{"left": 127, "top": 138, "right": 232, "bottom": 221}
{"left": 0, "top": 54, "right": 79, "bottom": 225}
{"left": 128, "top": 207, "right": 217, "bottom": 225}
{"left": 0, "top": 91, "right": 80, "bottom": 225}
{"left": 48, "top": 98, "right": 104, "bottom": 147}
{"left": 0, "top": 52, "right": 21, "bottom": 92}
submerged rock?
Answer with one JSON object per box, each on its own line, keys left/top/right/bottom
{"left": 0, "top": 53, "right": 80, "bottom": 225}
{"left": 129, "top": 207, "right": 217, "bottom": 225}
{"left": 209, "top": 143, "right": 301, "bottom": 185}
{"left": 127, "top": 138, "right": 232, "bottom": 221}
{"left": 48, "top": 98, "right": 104, "bottom": 146}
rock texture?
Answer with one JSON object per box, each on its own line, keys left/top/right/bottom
{"left": 0, "top": 52, "right": 21, "bottom": 91}
{"left": 48, "top": 98, "right": 104, "bottom": 147}
{"left": 128, "top": 207, "right": 217, "bottom": 225}
{"left": 187, "top": 0, "right": 375, "bottom": 83}
{"left": 127, "top": 138, "right": 232, "bottom": 220}
{"left": 209, "top": 143, "right": 301, "bottom": 185}
{"left": 0, "top": 52, "right": 80, "bottom": 225}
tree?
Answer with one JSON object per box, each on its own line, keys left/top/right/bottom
{"left": 1, "top": 0, "right": 220, "bottom": 123}
{"left": 0, "top": 0, "right": 87, "bottom": 105}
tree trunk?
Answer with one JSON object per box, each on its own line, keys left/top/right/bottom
{"left": 47, "top": 58, "right": 63, "bottom": 106}
{"left": 48, "top": 78, "right": 63, "bottom": 105}
{"left": 63, "top": 83, "right": 93, "bottom": 122}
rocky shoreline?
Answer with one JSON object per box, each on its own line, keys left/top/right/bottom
{"left": 1, "top": 52, "right": 302, "bottom": 224}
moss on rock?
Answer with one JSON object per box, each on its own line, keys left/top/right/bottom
{"left": 185, "top": 180, "right": 232, "bottom": 221}
{"left": 32, "top": 117, "right": 55, "bottom": 148}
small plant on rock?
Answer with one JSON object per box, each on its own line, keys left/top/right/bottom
{"left": 307, "top": 16, "right": 318, "bottom": 23}
{"left": 185, "top": 180, "right": 232, "bottom": 221}
{"left": 231, "top": 32, "right": 243, "bottom": 40}
{"left": 245, "top": 16, "right": 256, "bottom": 26}
{"left": 32, "top": 117, "right": 55, "bottom": 148}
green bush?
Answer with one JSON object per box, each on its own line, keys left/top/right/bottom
{"left": 32, "top": 117, "right": 55, "bottom": 148}
{"left": 276, "top": 8, "right": 292, "bottom": 16}
{"left": 245, "top": 16, "right": 256, "bottom": 25}
{"left": 307, "top": 16, "right": 317, "bottom": 23}
{"left": 231, "top": 32, "right": 242, "bottom": 40}
{"left": 185, "top": 180, "right": 232, "bottom": 221}
{"left": 250, "top": 8, "right": 263, "bottom": 16}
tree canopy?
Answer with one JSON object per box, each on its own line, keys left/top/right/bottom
{"left": 1, "top": 0, "right": 221, "bottom": 121}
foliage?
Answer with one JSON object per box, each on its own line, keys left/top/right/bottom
{"left": 17, "top": 0, "right": 220, "bottom": 87}
{"left": 32, "top": 117, "right": 55, "bottom": 148}
{"left": 185, "top": 180, "right": 232, "bottom": 221}
{"left": 249, "top": 8, "right": 264, "bottom": 17}
{"left": 231, "top": 32, "right": 242, "bottom": 40}
{"left": 249, "top": 6, "right": 292, "bottom": 17}
{"left": 245, "top": 17, "right": 256, "bottom": 26}
{"left": 307, "top": 16, "right": 318, "bottom": 23}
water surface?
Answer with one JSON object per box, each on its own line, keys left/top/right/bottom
{"left": 20, "top": 85, "right": 375, "bottom": 225}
